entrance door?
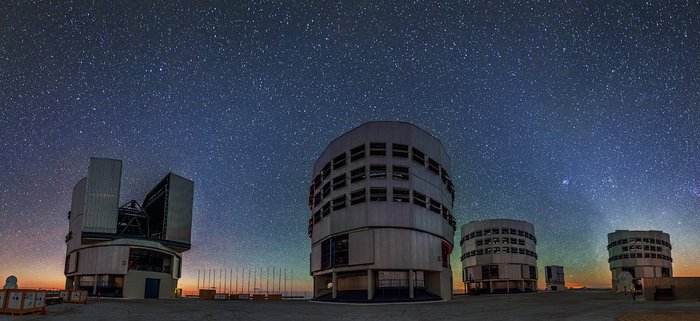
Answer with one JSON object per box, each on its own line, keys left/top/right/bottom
{"left": 144, "top": 278, "right": 160, "bottom": 299}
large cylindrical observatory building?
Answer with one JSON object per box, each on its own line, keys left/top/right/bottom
{"left": 460, "top": 219, "right": 538, "bottom": 294}
{"left": 307, "top": 121, "right": 456, "bottom": 302}
{"left": 607, "top": 230, "right": 672, "bottom": 291}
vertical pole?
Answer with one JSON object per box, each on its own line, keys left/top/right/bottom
{"left": 219, "top": 269, "right": 222, "bottom": 292}
{"left": 409, "top": 269, "right": 415, "bottom": 299}
{"left": 267, "top": 267, "right": 270, "bottom": 295}
{"left": 367, "top": 269, "right": 374, "bottom": 300}
{"left": 247, "top": 268, "right": 251, "bottom": 293}
{"left": 235, "top": 267, "right": 239, "bottom": 294}
{"left": 273, "top": 267, "right": 276, "bottom": 293}
{"left": 290, "top": 268, "right": 293, "bottom": 298}
{"left": 284, "top": 268, "right": 287, "bottom": 296}
{"left": 278, "top": 267, "right": 282, "bottom": 293}
{"left": 332, "top": 272, "right": 337, "bottom": 299}
{"left": 224, "top": 268, "right": 227, "bottom": 294}
{"left": 197, "top": 269, "right": 200, "bottom": 291}
{"left": 254, "top": 268, "right": 257, "bottom": 294}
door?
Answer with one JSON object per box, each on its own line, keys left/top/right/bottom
{"left": 144, "top": 278, "right": 160, "bottom": 299}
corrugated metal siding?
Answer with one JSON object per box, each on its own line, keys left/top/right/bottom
{"left": 165, "top": 173, "right": 194, "bottom": 244}
{"left": 67, "top": 178, "right": 87, "bottom": 253}
{"left": 83, "top": 158, "right": 121, "bottom": 234}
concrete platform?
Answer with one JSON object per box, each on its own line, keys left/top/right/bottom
{"left": 2, "top": 291, "right": 699, "bottom": 321}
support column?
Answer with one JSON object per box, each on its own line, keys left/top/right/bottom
{"left": 521, "top": 280, "right": 525, "bottom": 292}
{"left": 489, "top": 280, "right": 494, "bottom": 293}
{"left": 312, "top": 275, "right": 317, "bottom": 298}
{"left": 507, "top": 281, "right": 510, "bottom": 293}
{"left": 409, "top": 269, "right": 415, "bottom": 299}
{"left": 332, "top": 272, "right": 337, "bottom": 299}
{"left": 367, "top": 270, "right": 374, "bottom": 300}
{"left": 93, "top": 274, "right": 98, "bottom": 295}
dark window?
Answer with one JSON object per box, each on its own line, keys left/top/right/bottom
{"left": 484, "top": 238, "right": 491, "bottom": 245}
{"left": 412, "top": 148, "right": 425, "bottom": 165}
{"left": 494, "top": 247, "right": 501, "bottom": 254}
{"left": 482, "top": 265, "right": 499, "bottom": 279}
{"left": 622, "top": 267, "right": 635, "bottom": 278}
{"left": 518, "top": 239, "right": 525, "bottom": 245}
{"left": 413, "top": 191, "right": 427, "bottom": 207}
{"left": 511, "top": 247, "right": 518, "bottom": 253}
{"left": 369, "top": 142, "right": 386, "bottom": 156}
{"left": 484, "top": 229, "right": 491, "bottom": 236}
{"left": 322, "top": 202, "right": 331, "bottom": 216}
{"left": 350, "top": 144, "right": 365, "bottom": 162}
{"left": 333, "top": 234, "right": 349, "bottom": 266}
{"left": 392, "top": 166, "right": 409, "bottom": 180}
{"left": 333, "top": 153, "right": 346, "bottom": 170}
{"left": 501, "top": 228, "right": 509, "bottom": 234}
{"left": 493, "top": 228, "right": 500, "bottom": 235}
{"left": 519, "top": 248, "right": 526, "bottom": 254}
{"left": 128, "top": 248, "right": 172, "bottom": 274}
{"left": 321, "top": 239, "right": 331, "bottom": 270}
{"left": 528, "top": 265, "right": 537, "bottom": 279}
{"left": 332, "top": 195, "right": 346, "bottom": 211}
{"left": 476, "top": 240, "right": 483, "bottom": 246}
{"left": 503, "top": 247, "right": 510, "bottom": 253}
{"left": 392, "top": 143, "right": 409, "bottom": 158}
{"left": 332, "top": 174, "right": 346, "bottom": 190}
{"left": 370, "top": 187, "right": 387, "bottom": 201}
{"left": 369, "top": 165, "right": 387, "bottom": 179}
{"left": 429, "top": 199, "right": 441, "bottom": 213}
{"left": 485, "top": 247, "right": 492, "bottom": 254}
{"left": 476, "top": 230, "right": 483, "bottom": 237}
{"left": 393, "top": 188, "right": 410, "bottom": 202}
{"left": 510, "top": 229, "right": 517, "bottom": 235}
{"left": 322, "top": 182, "right": 330, "bottom": 198}
{"left": 476, "top": 249, "right": 483, "bottom": 255}
{"left": 428, "top": 158, "right": 440, "bottom": 174}
{"left": 502, "top": 237, "right": 509, "bottom": 244}
{"left": 493, "top": 237, "right": 500, "bottom": 244}
{"left": 350, "top": 189, "right": 366, "bottom": 205}
{"left": 661, "top": 268, "right": 670, "bottom": 277}
{"left": 322, "top": 162, "right": 331, "bottom": 179}
{"left": 350, "top": 166, "right": 366, "bottom": 183}
{"left": 622, "top": 246, "right": 628, "bottom": 251}
{"left": 313, "top": 210, "right": 320, "bottom": 222}
{"left": 517, "top": 230, "right": 525, "bottom": 236}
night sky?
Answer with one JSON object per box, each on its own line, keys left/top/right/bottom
{"left": 1, "top": 1, "right": 699, "bottom": 291}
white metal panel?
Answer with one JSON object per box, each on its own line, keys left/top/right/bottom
{"left": 165, "top": 173, "right": 194, "bottom": 244}
{"left": 348, "top": 230, "right": 373, "bottom": 265}
{"left": 83, "top": 158, "right": 121, "bottom": 234}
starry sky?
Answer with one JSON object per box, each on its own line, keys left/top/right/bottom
{"left": 1, "top": 1, "right": 699, "bottom": 291}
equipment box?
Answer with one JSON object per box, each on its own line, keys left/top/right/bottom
{"left": 3, "top": 290, "right": 37, "bottom": 315}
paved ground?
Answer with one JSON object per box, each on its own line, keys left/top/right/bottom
{"left": 2, "top": 291, "right": 699, "bottom": 321}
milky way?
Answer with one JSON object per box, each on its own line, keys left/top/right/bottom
{"left": 1, "top": 1, "right": 699, "bottom": 290}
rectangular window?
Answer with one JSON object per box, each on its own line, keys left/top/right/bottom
{"left": 501, "top": 228, "right": 509, "bottom": 234}
{"left": 475, "top": 230, "right": 483, "bottom": 237}
{"left": 503, "top": 247, "right": 510, "bottom": 253}
{"left": 322, "top": 182, "right": 330, "bottom": 198}
{"left": 643, "top": 238, "right": 649, "bottom": 243}
{"left": 369, "top": 165, "right": 387, "bottom": 179}
{"left": 429, "top": 199, "right": 441, "bottom": 213}
{"left": 622, "top": 246, "right": 628, "bottom": 251}
{"left": 350, "top": 144, "right": 365, "bottom": 162}
{"left": 517, "top": 230, "right": 525, "bottom": 236}
{"left": 392, "top": 165, "right": 409, "bottom": 180}
{"left": 332, "top": 174, "right": 346, "bottom": 190}
{"left": 313, "top": 210, "right": 321, "bottom": 222}
{"left": 661, "top": 268, "right": 670, "bottom": 277}
{"left": 412, "top": 148, "right": 425, "bottom": 165}
{"left": 484, "top": 229, "right": 491, "bottom": 236}
{"left": 332, "top": 153, "right": 346, "bottom": 170}
{"left": 485, "top": 247, "right": 492, "bottom": 254}
{"left": 476, "top": 249, "right": 483, "bottom": 255}
{"left": 370, "top": 187, "right": 387, "bottom": 201}
{"left": 510, "top": 229, "right": 517, "bottom": 235}
{"left": 493, "top": 237, "right": 500, "bottom": 244}
{"left": 413, "top": 191, "right": 427, "bottom": 207}
{"left": 322, "top": 162, "right": 331, "bottom": 179}
{"left": 518, "top": 239, "right": 525, "bottom": 245}
{"left": 393, "top": 188, "right": 410, "bottom": 203}
{"left": 519, "top": 248, "right": 526, "bottom": 254}
{"left": 482, "top": 265, "right": 499, "bottom": 279}
{"left": 511, "top": 247, "right": 518, "bottom": 253}
{"left": 502, "top": 237, "right": 509, "bottom": 244}
{"left": 428, "top": 158, "right": 440, "bottom": 174}
{"left": 392, "top": 143, "right": 409, "bottom": 158}
{"left": 350, "top": 189, "right": 366, "bottom": 205}
{"left": 510, "top": 237, "right": 517, "bottom": 244}
{"left": 644, "top": 252, "right": 650, "bottom": 258}
{"left": 484, "top": 238, "right": 491, "bottom": 245}
{"left": 332, "top": 195, "right": 346, "bottom": 211}
{"left": 369, "top": 142, "right": 386, "bottom": 156}
{"left": 476, "top": 240, "right": 483, "bottom": 246}
{"left": 494, "top": 247, "right": 501, "bottom": 254}
{"left": 350, "top": 166, "right": 366, "bottom": 183}
{"left": 321, "top": 239, "right": 331, "bottom": 270}
{"left": 322, "top": 202, "right": 331, "bottom": 216}
{"left": 492, "top": 228, "right": 500, "bottom": 234}
{"left": 529, "top": 265, "right": 537, "bottom": 279}
{"left": 333, "top": 234, "right": 349, "bottom": 266}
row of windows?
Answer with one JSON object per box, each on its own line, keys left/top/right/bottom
{"left": 309, "top": 164, "right": 412, "bottom": 208}
{"left": 311, "top": 143, "right": 455, "bottom": 205}
{"left": 461, "top": 228, "right": 537, "bottom": 245}
{"left": 621, "top": 245, "right": 666, "bottom": 252}
{"left": 320, "top": 234, "right": 349, "bottom": 270}
{"left": 308, "top": 187, "right": 457, "bottom": 236}
{"left": 607, "top": 237, "right": 671, "bottom": 250}
{"left": 465, "top": 237, "right": 529, "bottom": 247}
{"left": 475, "top": 264, "right": 537, "bottom": 281}
{"left": 460, "top": 247, "right": 538, "bottom": 260}
{"left": 608, "top": 252, "right": 673, "bottom": 263}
